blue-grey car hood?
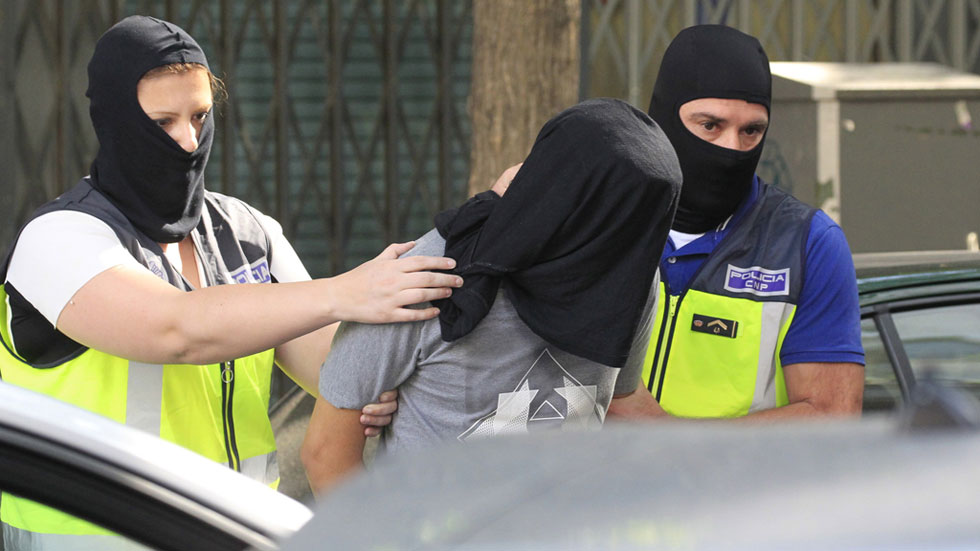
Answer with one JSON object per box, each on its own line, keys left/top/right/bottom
{"left": 287, "top": 418, "right": 980, "bottom": 550}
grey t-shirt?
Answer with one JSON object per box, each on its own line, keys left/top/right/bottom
{"left": 320, "top": 229, "right": 658, "bottom": 456}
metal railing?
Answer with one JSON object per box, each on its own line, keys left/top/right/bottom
{"left": 8, "top": 0, "right": 980, "bottom": 270}
{"left": 583, "top": 0, "right": 980, "bottom": 106}
{"left": 1, "top": 0, "right": 472, "bottom": 275}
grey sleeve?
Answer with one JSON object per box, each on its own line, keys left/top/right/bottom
{"left": 318, "top": 318, "right": 426, "bottom": 410}
{"left": 318, "top": 228, "right": 443, "bottom": 409}
{"left": 614, "top": 269, "right": 660, "bottom": 396}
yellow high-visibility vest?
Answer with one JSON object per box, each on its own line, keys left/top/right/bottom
{"left": 642, "top": 285, "right": 794, "bottom": 417}
{"left": 642, "top": 183, "right": 816, "bottom": 418}
{"left": 0, "top": 179, "right": 280, "bottom": 548}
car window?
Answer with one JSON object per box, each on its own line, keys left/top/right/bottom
{"left": 891, "top": 302, "right": 980, "bottom": 402}
{"left": 860, "top": 317, "right": 902, "bottom": 412}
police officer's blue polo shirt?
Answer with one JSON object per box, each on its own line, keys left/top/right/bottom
{"left": 660, "top": 176, "right": 866, "bottom": 367}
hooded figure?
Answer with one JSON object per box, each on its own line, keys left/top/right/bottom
{"left": 648, "top": 24, "right": 771, "bottom": 233}
{"left": 87, "top": 15, "right": 214, "bottom": 243}
{"left": 434, "top": 98, "right": 682, "bottom": 367}
{"left": 308, "top": 99, "right": 682, "bottom": 491}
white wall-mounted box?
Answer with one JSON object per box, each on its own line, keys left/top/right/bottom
{"left": 761, "top": 62, "right": 980, "bottom": 253}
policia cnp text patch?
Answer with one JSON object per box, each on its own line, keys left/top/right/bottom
{"left": 691, "top": 314, "right": 738, "bottom": 339}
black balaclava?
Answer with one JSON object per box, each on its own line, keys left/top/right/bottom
{"left": 86, "top": 15, "right": 214, "bottom": 243}
{"left": 648, "top": 24, "right": 771, "bottom": 233}
{"left": 434, "top": 98, "right": 681, "bottom": 367}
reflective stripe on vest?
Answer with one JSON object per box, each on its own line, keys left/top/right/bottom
{"left": 126, "top": 363, "right": 279, "bottom": 486}
{"left": 751, "top": 301, "right": 795, "bottom": 412}
{"left": 241, "top": 450, "right": 280, "bottom": 486}
{"left": 127, "top": 362, "right": 164, "bottom": 433}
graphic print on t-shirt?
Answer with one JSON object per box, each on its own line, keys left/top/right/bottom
{"left": 458, "top": 349, "right": 603, "bottom": 441}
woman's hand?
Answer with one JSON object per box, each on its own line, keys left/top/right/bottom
{"left": 327, "top": 242, "right": 463, "bottom": 323}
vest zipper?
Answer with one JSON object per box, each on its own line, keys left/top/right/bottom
{"left": 652, "top": 293, "right": 684, "bottom": 402}
{"left": 646, "top": 289, "right": 674, "bottom": 392}
{"left": 653, "top": 229, "right": 730, "bottom": 402}
{"left": 220, "top": 360, "right": 241, "bottom": 471}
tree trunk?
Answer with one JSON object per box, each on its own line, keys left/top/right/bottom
{"left": 468, "top": 0, "right": 581, "bottom": 196}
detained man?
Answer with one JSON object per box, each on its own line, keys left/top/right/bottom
{"left": 301, "top": 98, "right": 682, "bottom": 493}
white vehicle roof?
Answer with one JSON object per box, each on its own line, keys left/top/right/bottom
{"left": 0, "top": 380, "right": 311, "bottom": 541}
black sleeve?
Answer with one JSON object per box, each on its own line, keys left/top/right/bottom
{"left": 3, "top": 282, "right": 86, "bottom": 368}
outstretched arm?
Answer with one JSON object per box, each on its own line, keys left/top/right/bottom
{"left": 57, "top": 241, "right": 461, "bottom": 366}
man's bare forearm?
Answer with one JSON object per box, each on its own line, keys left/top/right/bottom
{"left": 301, "top": 396, "right": 367, "bottom": 495}
{"left": 607, "top": 362, "right": 864, "bottom": 423}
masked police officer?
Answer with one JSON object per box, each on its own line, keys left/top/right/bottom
{"left": 612, "top": 25, "right": 864, "bottom": 421}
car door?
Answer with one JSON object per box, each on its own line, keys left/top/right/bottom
{"left": 0, "top": 423, "right": 276, "bottom": 550}
{"left": 861, "top": 291, "right": 980, "bottom": 413}
{"left": 0, "top": 382, "right": 310, "bottom": 551}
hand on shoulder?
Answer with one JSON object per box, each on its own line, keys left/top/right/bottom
{"left": 326, "top": 242, "right": 462, "bottom": 324}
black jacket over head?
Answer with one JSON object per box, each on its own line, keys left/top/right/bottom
{"left": 434, "top": 98, "right": 682, "bottom": 367}
{"left": 87, "top": 15, "right": 214, "bottom": 243}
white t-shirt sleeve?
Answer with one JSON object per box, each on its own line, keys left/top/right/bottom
{"left": 8, "top": 205, "right": 312, "bottom": 326}
{"left": 6, "top": 211, "right": 143, "bottom": 326}
{"left": 250, "top": 209, "right": 311, "bottom": 283}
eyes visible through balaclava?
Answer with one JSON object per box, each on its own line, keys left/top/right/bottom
{"left": 648, "top": 24, "right": 772, "bottom": 233}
